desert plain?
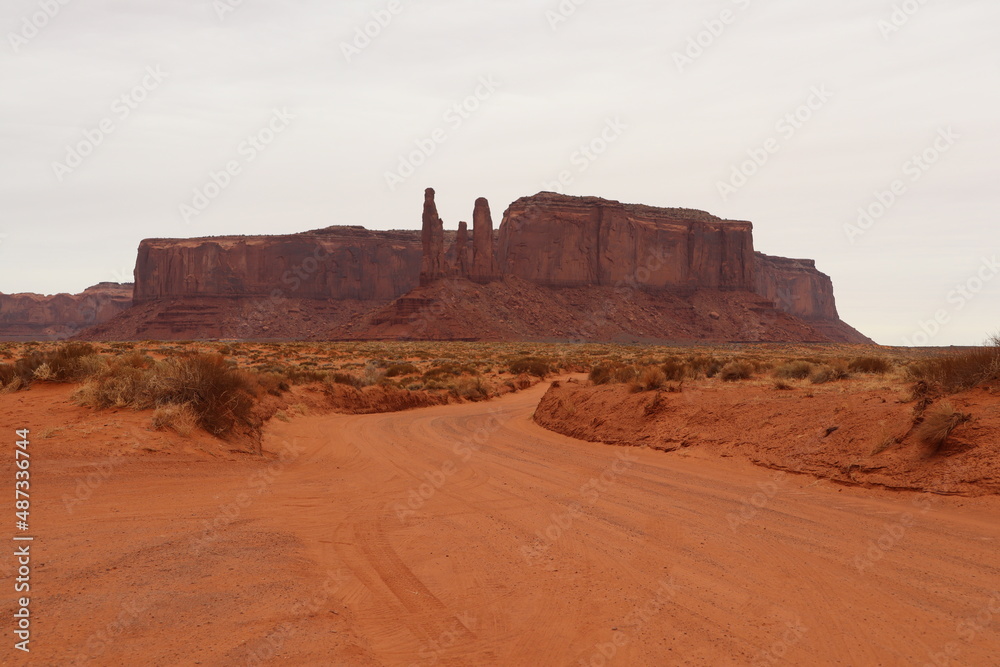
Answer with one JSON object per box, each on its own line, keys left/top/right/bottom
{"left": 1, "top": 340, "right": 998, "bottom": 666}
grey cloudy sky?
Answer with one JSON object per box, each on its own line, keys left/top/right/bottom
{"left": 1, "top": 0, "right": 997, "bottom": 345}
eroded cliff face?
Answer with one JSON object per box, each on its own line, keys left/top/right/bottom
{"left": 754, "top": 252, "right": 839, "bottom": 321}
{"left": 134, "top": 227, "right": 426, "bottom": 304}
{"left": 66, "top": 189, "right": 864, "bottom": 343}
{"left": 0, "top": 283, "right": 133, "bottom": 341}
{"left": 497, "top": 192, "right": 756, "bottom": 291}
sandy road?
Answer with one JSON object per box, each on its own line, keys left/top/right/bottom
{"left": 14, "top": 382, "right": 1000, "bottom": 665}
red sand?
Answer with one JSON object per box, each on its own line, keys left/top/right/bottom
{"left": 2, "top": 382, "right": 999, "bottom": 665}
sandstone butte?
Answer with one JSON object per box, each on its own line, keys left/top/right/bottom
{"left": 0, "top": 283, "right": 132, "bottom": 342}
{"left": 2, "top": 191, "right": 871, "bottom": 343}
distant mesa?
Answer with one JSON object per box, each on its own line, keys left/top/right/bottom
{"left": 0, "top": 190, "right": 871, "bottom": 343}
{"left": 0, "top": 283, "right": 132, "bottom": 342}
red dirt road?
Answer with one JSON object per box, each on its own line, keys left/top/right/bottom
{"left": 9, "top": 383, "right": 1000, "bottom": 665}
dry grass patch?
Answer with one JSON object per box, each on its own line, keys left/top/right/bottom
{"left": 914, "top": 402, "right": 971, "bottom": 455}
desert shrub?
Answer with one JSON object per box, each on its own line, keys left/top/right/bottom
{"left": 283, "top": 367, "right": 328, "bottom": 384}
{"left": 774, "top": 360, "right": 813, "bottom": 380}
{"left": 612, "top": 365, "right": 640, "bottom": 384}
{"left": 660, "top": 359, "right": 688, "bottom": 381}
{"left": 14, "top": 342, "right": 99, "bottom": 384}
{"left": 360, "top": 362, "right": 386, "bottom": 387}
{"left": 687, "top": 355, "right": 715, "bottom": 376}
{"left": 589, "top": 365, "right": 613, "bottom": 385}
{"left": 151, "top": 404, "right": 198, "bottom": 437}
{"left": 385, "top": 362, "right": 419, "bottom": 378}
{"left": 326, "top": 372, "right": 361, "bottom": 388}
{"left": 719, "top": 361, "right": 754, "bottom": 382}
{"left": 773, "top": 380, "right": 794, "bottom": 391}
{"left": 914, "top": 402, "right": 970, "bottom": 454}
{"left": 513, "top": 374, "right": 533, "bottom": 390}
{"left": 631, "top": 366, "right": 667, "bottom": 393}
{"left": 0, "top": 364, "right": 16, "bottom": 387}
{"left": 508, "top": 357, "right": 550, "bottom": 378}
{"left": 452, "top": 376, "right": 489, "bottom": 401}
{"left": 150, "top": 355, "right": 260, "bottom": 437}
{"left": 256, "top": 372, "right": 289, "bottom": 396}
{"left": 809, "top": 362, "right": 851, "bottom": 385}
{"left": 424, "top": 362, "right": 478, "bottom": 380}
{"left": 849, "top": 356, "right": 893, "bottom": 374}
{"left": 906, "top": 337, "right": 1000, "bottom": 392}
{"left": 77, "top": 353, "right": 260, "bottom": 438}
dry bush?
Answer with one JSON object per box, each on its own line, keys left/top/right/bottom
{"left": 660, "top": 359, "right": 688, "bottom": 381}
{"left": 719, "top": 361, "right": 754, "bottom": 382}
{"left": 424, "top": 362, "right": 478, "bottom": 380}
{"left": 0, "top": 363, "right": 16, "bottom": 387}
{"left": 325, "top": 372, "right": 361, "bottom": 389}
{"left": 688, "top": 355, "right": 723, "bottom": 378}
{"left": 256, "top": 372, "right": 289, "bottom": 396}
{"left": 631, "top": 366, "right": 667, "bottom": 392}
{"left": 914, "top": 402, "right": 971, "bottom": 454}
{"left": 385, "top": 362, "right": 419, "bottom": 378}
{"left": 809, "top": 362, "right": 851, "bottom": 385}
{"left": 151, "top": 404, "right": 198, "bottom": 437}
{"left": 283, "top": 367, "right": 328, "bottom": 384}
{"left": 452, "top": 376, "right": 489, "bottom": 401}
{"left": 588, "top": 365, "right": 613, "bottom": 385}
{"left": 849, "top": 356, "right": 893, "bottom": 374}
{"left": 509, "top": 357, "right": 551, "bottom": 378}
{"left": 774, "top": 361, "right": 813, "bottom": 380}
{"left": 906, "top": 337, "right": 1000, "bottom": 392}
{"left": 871, "top": 422, "right": 904, "bottom": 456}
{"left": 13, "top": 342, "right": 100, "bottom": 384}
{"left": 513, "top": 374, "right": 533, "bottom": 390}
{"left": 613, "top": 365, "right": 641, "bottom": 384}
{"left": 0, "top": 377, "right": 23, "bottom": 394}
{"left": 359, "top": 362, "right": 387, "bottom": 387}
{"left": 77, "top": 353, "right": 260, "bottom": 438}
{"left": 773, "top": 380, "right": 794, "bottom": 391}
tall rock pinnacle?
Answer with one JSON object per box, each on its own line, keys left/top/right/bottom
{"left": 471, "top": 197, "right": 499, "bottom": 283}
{"left": 454, "top": 221, "right": 472, "bottom": 277}
{"left": 420, "top": 188, "right": 446, "bottom": 285}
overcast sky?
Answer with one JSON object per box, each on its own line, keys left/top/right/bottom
{"left": 1, "top": 0, "right": 997, "bottom": 345}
